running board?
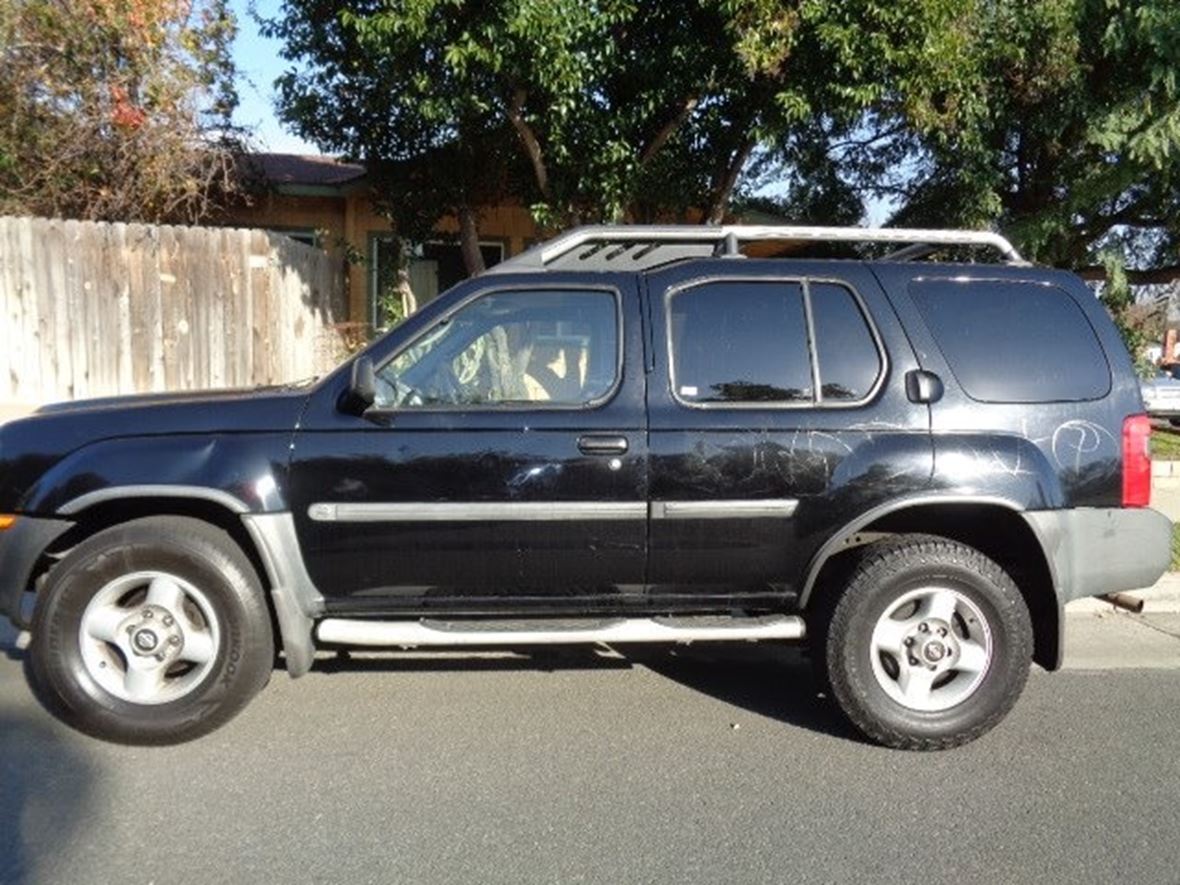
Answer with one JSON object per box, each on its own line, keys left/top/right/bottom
{"left": 315, "top": 616, "right": 806, "bottom": 648}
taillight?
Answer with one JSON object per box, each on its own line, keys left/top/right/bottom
{"left": 1122, "top": 414, "right": 1152, "bottom": 507}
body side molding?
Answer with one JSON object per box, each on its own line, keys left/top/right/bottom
{"left": 651, "top": 499, "right": 798, "bottom": 519}
{"left": 309, "top": 501, "right": 647, "bottom": 522}
{"left": 308, "top": 499, "right": 799, "bottom": 523}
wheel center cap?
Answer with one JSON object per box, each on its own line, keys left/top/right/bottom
{"left": 924, "top": 640, "right": 946, "bottom": 662}
{"left": 133, "top": 629, "right": 159, "bottom": 652}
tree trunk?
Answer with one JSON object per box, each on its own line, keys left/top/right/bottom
{"left": 458, "top": 204, "right": 486, "bottom": 277}
{"left": 506, "top": 88, "right": 553, "bottom": 203}
{"left": 705, "top": 138, "right": 755, "bottom": 224}
{"left": 397, "top": 244, "right": 418, "bottom": 318}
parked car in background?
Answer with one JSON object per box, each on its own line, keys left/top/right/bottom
{"left": 1140, "top": 364, "right": 1180, "bottom": 423}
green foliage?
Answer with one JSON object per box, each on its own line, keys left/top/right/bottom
{"left": 0, "top": 0, "right": 244, "bottom": 223}
{"left": 266, "top": 0, "right": 966, "bottom": 236}
{"left": 855, "top": 0, "right": 1180, "bottom": 269}
{"left": 1098, "top": 249, "right": 1155, "bottom": 376}
{"left": 1152, "top": 430, "right": 1180, "bottom": 463}
{"left": 267, "top": 0, "right": 1180, "bottom": 286}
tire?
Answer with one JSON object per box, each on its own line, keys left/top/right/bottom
{"left": 821, "top": 535, "right": 1033, "bottom": 751}
{"left": 30, "top": 516, "right": 274, "bottom": 745}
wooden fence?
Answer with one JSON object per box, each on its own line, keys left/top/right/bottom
{"left": 0, "top": 216, "right": 349, "bottom": 406}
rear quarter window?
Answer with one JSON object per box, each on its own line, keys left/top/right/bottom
{"left": 910, "top": 279, "right": 1111, "bottom": 403}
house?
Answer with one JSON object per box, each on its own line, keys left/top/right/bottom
{"left": 224, "top": 153, "right": 541, "bottom": 327}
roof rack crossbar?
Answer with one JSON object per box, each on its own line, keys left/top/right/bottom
{"left": 488, "top": 224, "right": 1026, "bottom": 275}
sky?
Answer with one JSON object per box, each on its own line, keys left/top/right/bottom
{"left": 229, "top": 0, "right": 319, "bottom": 154}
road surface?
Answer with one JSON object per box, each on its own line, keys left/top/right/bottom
{"left": 2, "top": 612, "right": 1179, "bottom": 884}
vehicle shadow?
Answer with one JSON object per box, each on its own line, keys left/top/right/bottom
{"left": 627, "top": 642, "right": 865, "bottom": 743}
{"left": 0, "top": 693, "right": 96, "bottom": 885}
{"left": 307, "top": 641, "right": 864, "bottom": 744}
{"left": 1, "top": 621, "right": 97, "bottom": 884}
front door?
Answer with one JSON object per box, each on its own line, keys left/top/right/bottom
{"left": 288, "top": 277, "right": 648, "bottom": 615}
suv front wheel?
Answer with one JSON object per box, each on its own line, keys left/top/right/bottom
{"left": 822, "top": 535, "right": 1033, "bottom": 750}
{"left": 30, "top": 516, "right": 275, "bottom": 745}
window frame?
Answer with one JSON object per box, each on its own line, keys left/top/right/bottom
{"left": 369, "top": 283, "right": 626, "bottom": 414}
{"left": 267, "top": 226, "right": 320, "bottom": 248}
{"left": 664, "top": 275, "right": 888, "bottom": 411}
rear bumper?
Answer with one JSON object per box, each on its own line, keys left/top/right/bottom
{"left": 1024, "top": 507, "right": 1172, "bottom": 604}
{"left": 0, "top": 516, "right": 72, "bottom": 628}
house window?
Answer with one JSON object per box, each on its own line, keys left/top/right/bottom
{"left": 269, "top": 228, "right": 319, "bottom": 247}
{"left": 369, "top": 236, "right": 506, "bottom": 328}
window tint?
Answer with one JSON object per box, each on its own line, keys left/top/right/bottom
{"left": 910, "top": 280, "right": 1110, "bottom": 403}
{"left": 375, "top": 289, "right": 618, "bottom": 408}
{"left": 810, "top": 283, "right": 881, "bottom": 401}
{"left": 670, "top": 281, "right": 813, "bottom": 404}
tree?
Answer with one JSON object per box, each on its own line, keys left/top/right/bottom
{"left": 265, "top": 1, "right": 797, "bottom": 261}
{"left": 268, "top": 0, "right": 977, "bottom": 287}
{"left": 0, "top": 0, "right": 244, "bottom": 223}
{"left": 833, "top": 0, "right": 1180, "bottom": 269}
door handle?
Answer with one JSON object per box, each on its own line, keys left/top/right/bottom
{"left": 905, "top": 369, "right": 944, "bottom": 404}
{"left": 577, "top": 435, "right": 629, "bottom": 456}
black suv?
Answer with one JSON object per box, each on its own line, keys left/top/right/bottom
{"left": 0, "top": 225, "right": 1170, "bottom": 749}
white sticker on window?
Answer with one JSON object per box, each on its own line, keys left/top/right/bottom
{"left": 680, "top": 385, "right": 698, "bottom": 396}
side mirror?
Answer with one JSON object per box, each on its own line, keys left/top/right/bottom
{"left": 339, "top": 356, "right": 376, "bottom": 415}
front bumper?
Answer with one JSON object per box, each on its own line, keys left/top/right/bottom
{"left": 1024, "top": 507, "right": 1173, "bottom": 604}
{"left": 0, "top": 515, "right": 72, "bottom": 628}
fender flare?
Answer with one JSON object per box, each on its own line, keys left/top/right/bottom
{"left": 798, "top": 493, "right": 1049, "bottom": 608}
{"left": 57, "top": 484, "right": 251, "bottom": 516}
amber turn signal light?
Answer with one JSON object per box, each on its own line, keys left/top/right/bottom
{"left": 0, "top": 514, "right": 16, "bottom": 531}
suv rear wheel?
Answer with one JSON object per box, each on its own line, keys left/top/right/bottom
{"left": 822, "top": 535, "right": 1033, "bottom": 750}
{"left": 30, "top": 516, "right": 274, "bottom": 745}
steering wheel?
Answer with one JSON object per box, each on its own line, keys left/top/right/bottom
{"left": 420, "top": 362, "right": 464, "bottom": 404}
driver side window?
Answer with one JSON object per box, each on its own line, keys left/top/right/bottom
{"left": 375, "top": 288, "right": 619, "bottom": 409}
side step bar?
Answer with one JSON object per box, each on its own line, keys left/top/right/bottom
{"left": 316, "top": 616, "right": 806, "bottom": 648}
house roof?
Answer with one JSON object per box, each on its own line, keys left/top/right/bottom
{"left": 242, "top": 152, "right": 367, "bottom": 194}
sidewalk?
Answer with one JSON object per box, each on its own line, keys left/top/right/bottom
{"left": 1062, "top": 609, "right": 1180, "bottom": 669}
{"left": 1068, "top": 572, "right": 1180, "bottom": 614}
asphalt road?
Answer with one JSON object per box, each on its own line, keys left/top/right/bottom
{"left": 2, "top": 617, "right": 1180, "bottom": 885}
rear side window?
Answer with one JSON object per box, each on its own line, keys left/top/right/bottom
{"left": 811, "top": 283, "right": 882, "bottom": 401}
{"left": 668, "top": 279, "right": 883, "bottom": 406}
{"left": 910, "top": 279, "right": 1110, "bottom": 403}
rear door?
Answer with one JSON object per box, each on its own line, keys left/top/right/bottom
{"left": 288, "top": 274, "right": 648, "bottom": 614}
{"left": 643, "top": 259, "right": 931, "bottom": 609}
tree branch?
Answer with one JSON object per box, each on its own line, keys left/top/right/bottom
{"left": 639, "top": 95, "right": 700, "bottom": 166}
{"left": 458, "top": 203, "right": 486, "bottom": 277}
{"left": 704, "top": 137, "right": 755, "bottom": 224}
{"left": 826, "top": 122, "right": 906, "bottom": 155}
{"left": 505, "top": 88, "right": 552, "bottom": 202}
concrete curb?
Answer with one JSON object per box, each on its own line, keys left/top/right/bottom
{"left": 1151, "top": 463, "right": 1180, "bottom": 485}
